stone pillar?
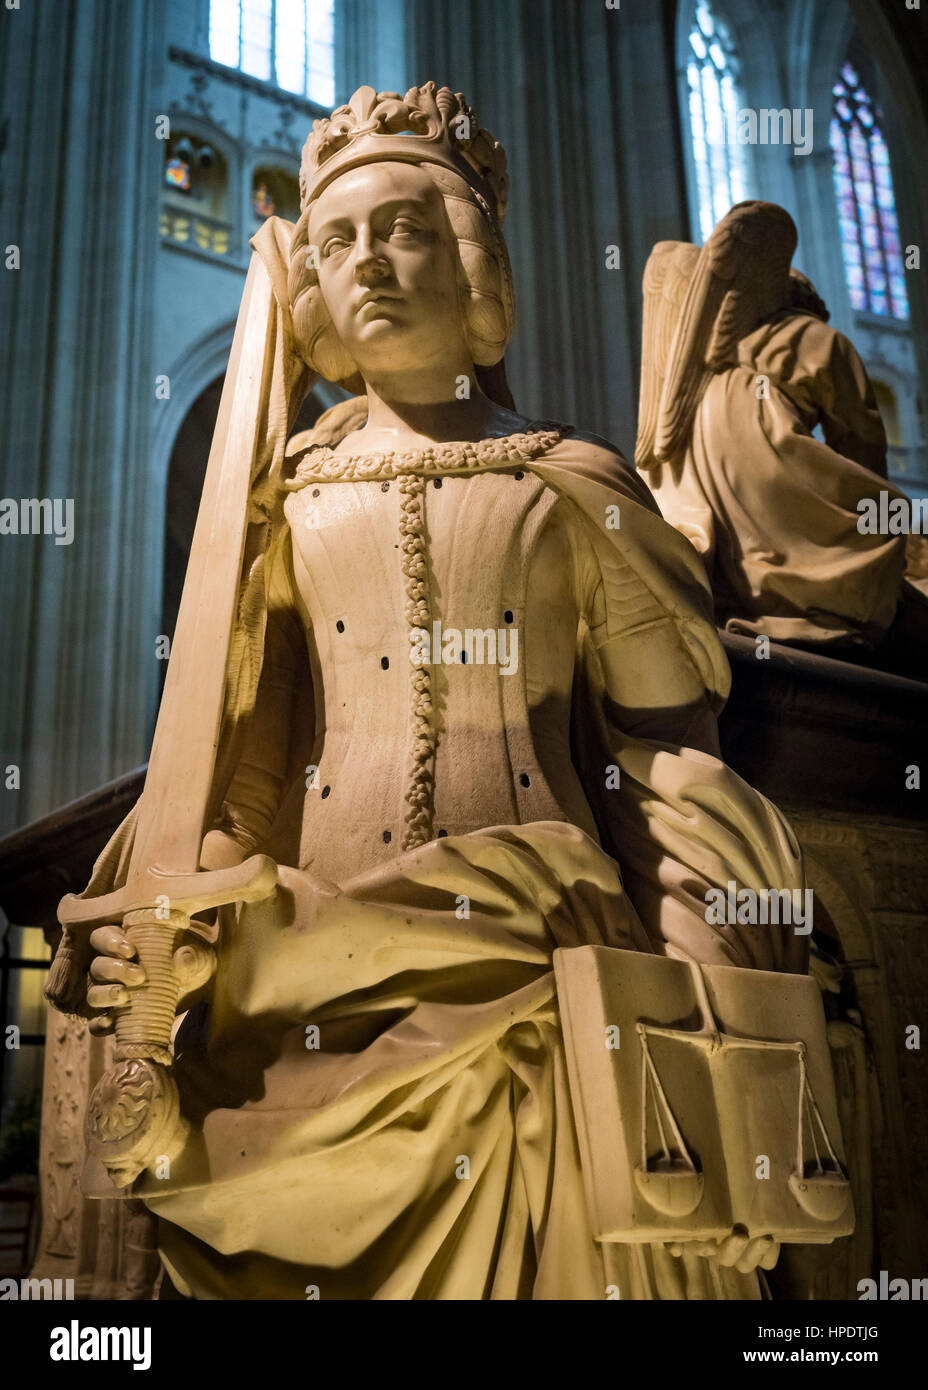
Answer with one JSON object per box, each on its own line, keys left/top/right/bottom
{"left": 337, "top": 0, "right": 408, "bottom": 102}
{"left": 0, "top": 0, "right": 166, "bottom": 1301}
{"left": 0, "top": 0, "right": 167, "bottom": 837}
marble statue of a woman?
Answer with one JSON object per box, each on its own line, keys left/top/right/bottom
{"left": 47, "top": 85, "right": 811, "bottom": 1300}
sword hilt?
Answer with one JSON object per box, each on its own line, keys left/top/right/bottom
{"left": 115, "top": 907, "right": 192, "bottom": 1065}
{"left": 68, "top": 855, "right": 278, "bottom": 1189}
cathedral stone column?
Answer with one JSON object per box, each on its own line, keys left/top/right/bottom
{"left": 337, "top": 0, "right": 407, "bottom": 100}
{"left": 0, "top": 0, "right": 166, "bottom": 837}
{"left": 0, "top": 0, "right": 166, "bottom": 1299}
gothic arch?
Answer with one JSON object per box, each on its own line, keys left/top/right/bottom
{"left": 246, "top": 146, "right": 302, "bottom": 233}
{"left": 150, "top": 317, "right": 238, "bottom": 503}
{"left": 161, "top": 110, "right": 242, "bottom": 258}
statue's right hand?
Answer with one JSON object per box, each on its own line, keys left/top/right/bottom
{"left": 86, "top": 924, "right": 147, "bottom": 1037}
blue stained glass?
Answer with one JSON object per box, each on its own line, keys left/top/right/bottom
{"left": 830, "top": 53, "right": 909, "bottom": 317}
{"left": 684, "top": 2, "right": 750, "bottom": 242}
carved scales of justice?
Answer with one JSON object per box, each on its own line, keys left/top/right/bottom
{"left": 554, "top": 946, "right": 854, "bottom": 1244}
{"left": 54, "top": 254, "right": 292, "bottom": 1188}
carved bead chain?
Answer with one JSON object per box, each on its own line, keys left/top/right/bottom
{"left": 286, "top": 430, "right": 562, "bottom": 486}
{"left": 398, "top": 471, "right": 436, "bottom": 849}
{"left": 286, "top": 430, "right": 562, "bottom": 849}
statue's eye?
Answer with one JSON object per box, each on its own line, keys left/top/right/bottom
{"left": 321, "top": 236, "right": 350, "bottom": 258}
{"left": 389, "top": 218, "right": 422, "bottom": 237}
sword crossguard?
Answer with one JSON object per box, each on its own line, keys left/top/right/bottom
{"left": 57, "top": 853, "right": 279, "bottom": 930}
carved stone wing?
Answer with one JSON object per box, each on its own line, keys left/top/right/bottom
{"left": 635, "top": 240, "right": 701, "bottom": 470}
{"left": 647, "top": 201, "right": 798, "bottom": 472}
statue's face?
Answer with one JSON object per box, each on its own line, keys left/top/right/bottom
{"left": 308, "top": 161, "right": 469, "bottom": 377}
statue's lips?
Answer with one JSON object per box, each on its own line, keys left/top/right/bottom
{"left": 355, "top": 291, "right": 403, "bottom": 317}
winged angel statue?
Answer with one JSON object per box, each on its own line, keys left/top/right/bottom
{"left": 636, "top": 201, "right": 928, "bottom": 677}
{"left": 46, "top": 88, "right": 838, "bottom": 1300}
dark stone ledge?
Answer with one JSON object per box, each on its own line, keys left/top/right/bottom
{"left": 718, "top": 632, "right": 928, "bottom": 820}
{"left": 0, "top": 768, "right": 144, "bottom": 940}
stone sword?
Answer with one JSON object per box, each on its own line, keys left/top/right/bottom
{"left": 56, "top": 252, "right": 287, "bottom": 1188}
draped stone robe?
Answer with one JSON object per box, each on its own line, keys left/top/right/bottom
{"left": 644, "top": 311, "right": 908, "bottom": 650}
{"left": 124, "top": 428, "right": 806, "bottom": 1299}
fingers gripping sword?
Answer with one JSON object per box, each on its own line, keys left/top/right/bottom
{"left": 56, "top": 252, "right": 291, "bottom": 1188}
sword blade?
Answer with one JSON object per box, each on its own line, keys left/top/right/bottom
{"left": 126, "top": 254, "right": 274, "bottom": 882}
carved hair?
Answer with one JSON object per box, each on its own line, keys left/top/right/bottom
{"left": 287, "top": 162, "right": 515, "bottom": 386}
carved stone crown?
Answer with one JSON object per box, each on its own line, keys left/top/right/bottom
{"left": 300, "top": 82, "right": 510, "bottom": 224}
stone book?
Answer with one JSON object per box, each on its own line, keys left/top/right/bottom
{"left": 555, "top": 946, "right": 855, "bottom": 1245}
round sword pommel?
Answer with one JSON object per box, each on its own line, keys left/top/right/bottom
{"left": 85, "top": 1057, "right": 186, "bottom": 1188}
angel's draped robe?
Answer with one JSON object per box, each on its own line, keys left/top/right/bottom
{"left": 133, "top": 430, "right": 805, "bottom": 1299}
{"left": 643, "top": 310, "right": 914, "bottom": 652}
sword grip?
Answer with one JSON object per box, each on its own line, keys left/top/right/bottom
{"left": 115, "top": 908, "right": 189, "bottom": 1064}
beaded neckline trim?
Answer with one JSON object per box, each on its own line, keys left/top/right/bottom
{"left": 285, "top": 429, "right": 562, "bottom": 487}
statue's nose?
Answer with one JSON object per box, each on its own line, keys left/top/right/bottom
{"left": 355, "top": 255, "right": 391, "bottom": 288}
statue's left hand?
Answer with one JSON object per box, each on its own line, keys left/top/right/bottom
{"left": 664, "top": 1226, "right": 780, "bottom": 1273}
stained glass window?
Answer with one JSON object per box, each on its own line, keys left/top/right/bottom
{"left": 253, "top": 181, "right": 276, "bottom": 219}
{"left": 684, "top": 1, "right": 751, "bottom": 242}
{"left": 830, "top": 60, "right": 908, "bottom": 320}
{"left": 209, "top": 0, "right": 335, "bottom": 107}
{"left": 165, "top": 156, "right": 192, "bottom": 192}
